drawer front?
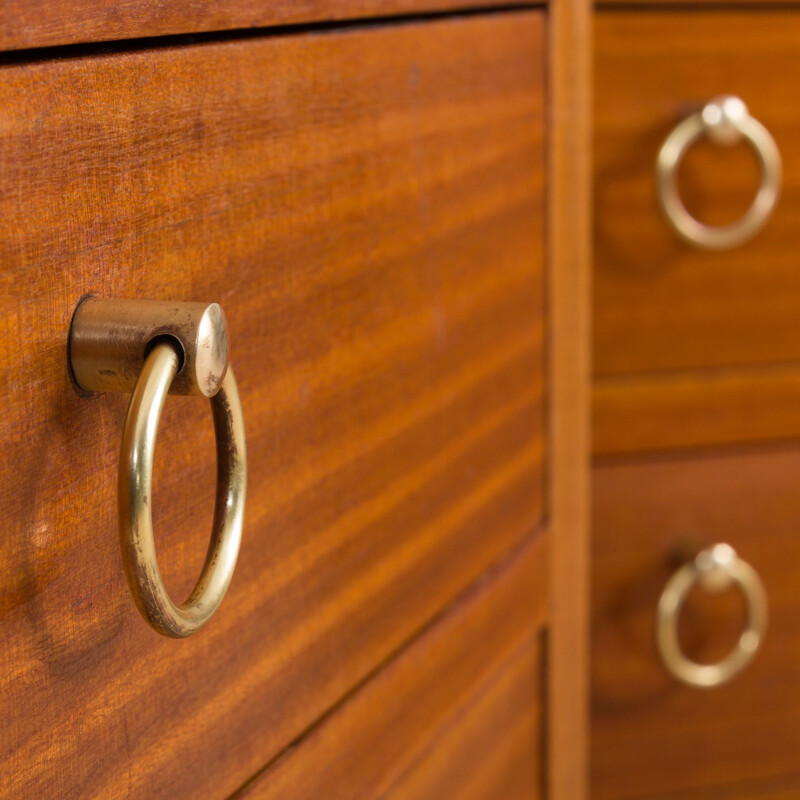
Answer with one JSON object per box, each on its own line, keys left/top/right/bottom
{"left": 241, "top": 536, "right": 547, "bottom": 800}
{"left": 0, "top": 0, "right": 525, "bottom": 50}
{"left": 0, "top": 13, "right": 546, "bottom": 799}
{"left": 592, "top": 449, "right": 800, "bottom": 799}
{"left": 595, "top": 11, "right": 800, "bottom": 378}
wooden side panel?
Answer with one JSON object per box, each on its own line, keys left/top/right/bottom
{"left": 547, "top": 0, "right": 592, "bottom": 797}
{"left": 0, "top": 15, "right": 546, "bottom": 800}
{"left": 0, "top": 0, "right": 538, "bottom": 52}
{"left": 238, "top": 535, "right": 547, "bottom": 800}
{"left": 592, "top": 448, "right": 800, "bottom": 799}
{"left": 595, "top": 12, "right": 800, "bottom": 377}
{"left": 594, "top": 364, "right": 800, "bottom": 455}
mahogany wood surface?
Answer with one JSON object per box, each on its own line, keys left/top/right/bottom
{"left": 594, "top": 363, "right": 800, "bottom": 455}
{"left": 238, "top": 535, "right": 547, "bottom": 800}
{"left": 592, "top": 447, "right": 800, "bottom": 799}
{"left": 0, "top": 13, "right": 546, "bottom": 799}
{"left": 595, "top": 11, "right": 800, "bottom": 378}
{"left": 547, "top": 0, "right": 592, "bottom": 797}
{"left": 0, "top": 0, "right": 541, "bottom": 53}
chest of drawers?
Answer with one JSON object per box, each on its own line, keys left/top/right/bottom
{"left": 0, "top": 3, "right": 591, "bottom": 798}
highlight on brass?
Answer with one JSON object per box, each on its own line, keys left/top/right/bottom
{"left": 69, "top": 298, "right": 247, "bottom": 637}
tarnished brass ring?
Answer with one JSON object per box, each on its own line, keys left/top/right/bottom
{"left": 656, "top": 543, "right": 767, "bottom": 689}
{"left": 118, "top": 341, "right": 247, "bottom": 638}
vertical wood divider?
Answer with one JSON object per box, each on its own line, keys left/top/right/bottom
{"left": 547, "top": 0, "right": 592, "bottom": 797}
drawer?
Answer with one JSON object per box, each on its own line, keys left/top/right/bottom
{"left": 0, "top": 13, "right": 546, "bottom": 799}
{"left": 0, "top": 0, "right": 525, "bottom": 50}
{"left": 241, "top": 536, "right": 547, "bottom": 800}
{"left": 595, "top": 11, "right": 800, "bottom": 378}
{"left": 592, "top": 448, "right": 800, "bottom": 799}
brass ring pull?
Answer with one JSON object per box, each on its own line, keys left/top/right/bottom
{"left": 119, "top": 342, "right": 246, "bottom": 637}
{"left": 70, "top": 298, "right": 247, "bottom": 638}
{"left": 656, "top": 95, "right": 782, "bottom": 250}
{"left": 656, "top": 543, "right": 767, "bottom": 689}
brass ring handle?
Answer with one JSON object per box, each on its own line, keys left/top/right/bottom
{"left": 656, "top": 95, "right": 782, "bottom": 250}
{"left": 119, "top": 342, "right": 246, "bottom": 637}
{"left": 656, "top": 543, "right": 767, "bottom": 689}
{"left": 70, "top": 298, "right": 247, "bottom": 638}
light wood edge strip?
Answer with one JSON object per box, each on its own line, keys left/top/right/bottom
{"left": 594, "top": 364, "right": 800, "bottom": 457}
{"left": 548, "top": 0, "right": 592, "bottom": 798}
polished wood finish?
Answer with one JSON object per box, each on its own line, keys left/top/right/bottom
{"left": 594, "top": 363, "right": 800, "bottom": 455}
{"left": 595, "top": 11, "right": 800, "bottom": 378}
{"left": 239, "top": 535, "right": 547, "bottom": 800}
{"left": 548, "top": 0, "right": 592, "bottom": 797}
{"left": 0, "top": 14, "right": 546, "bottom": 798}
{"left": 592, "top": 447, "right": 800, "bottom": 799}
{"left": 0, "top": 0, "right": 540, "bottom": 52}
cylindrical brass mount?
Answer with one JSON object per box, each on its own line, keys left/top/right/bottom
{"left": 70, "top": 297, "right": 229, "bottom": 397}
